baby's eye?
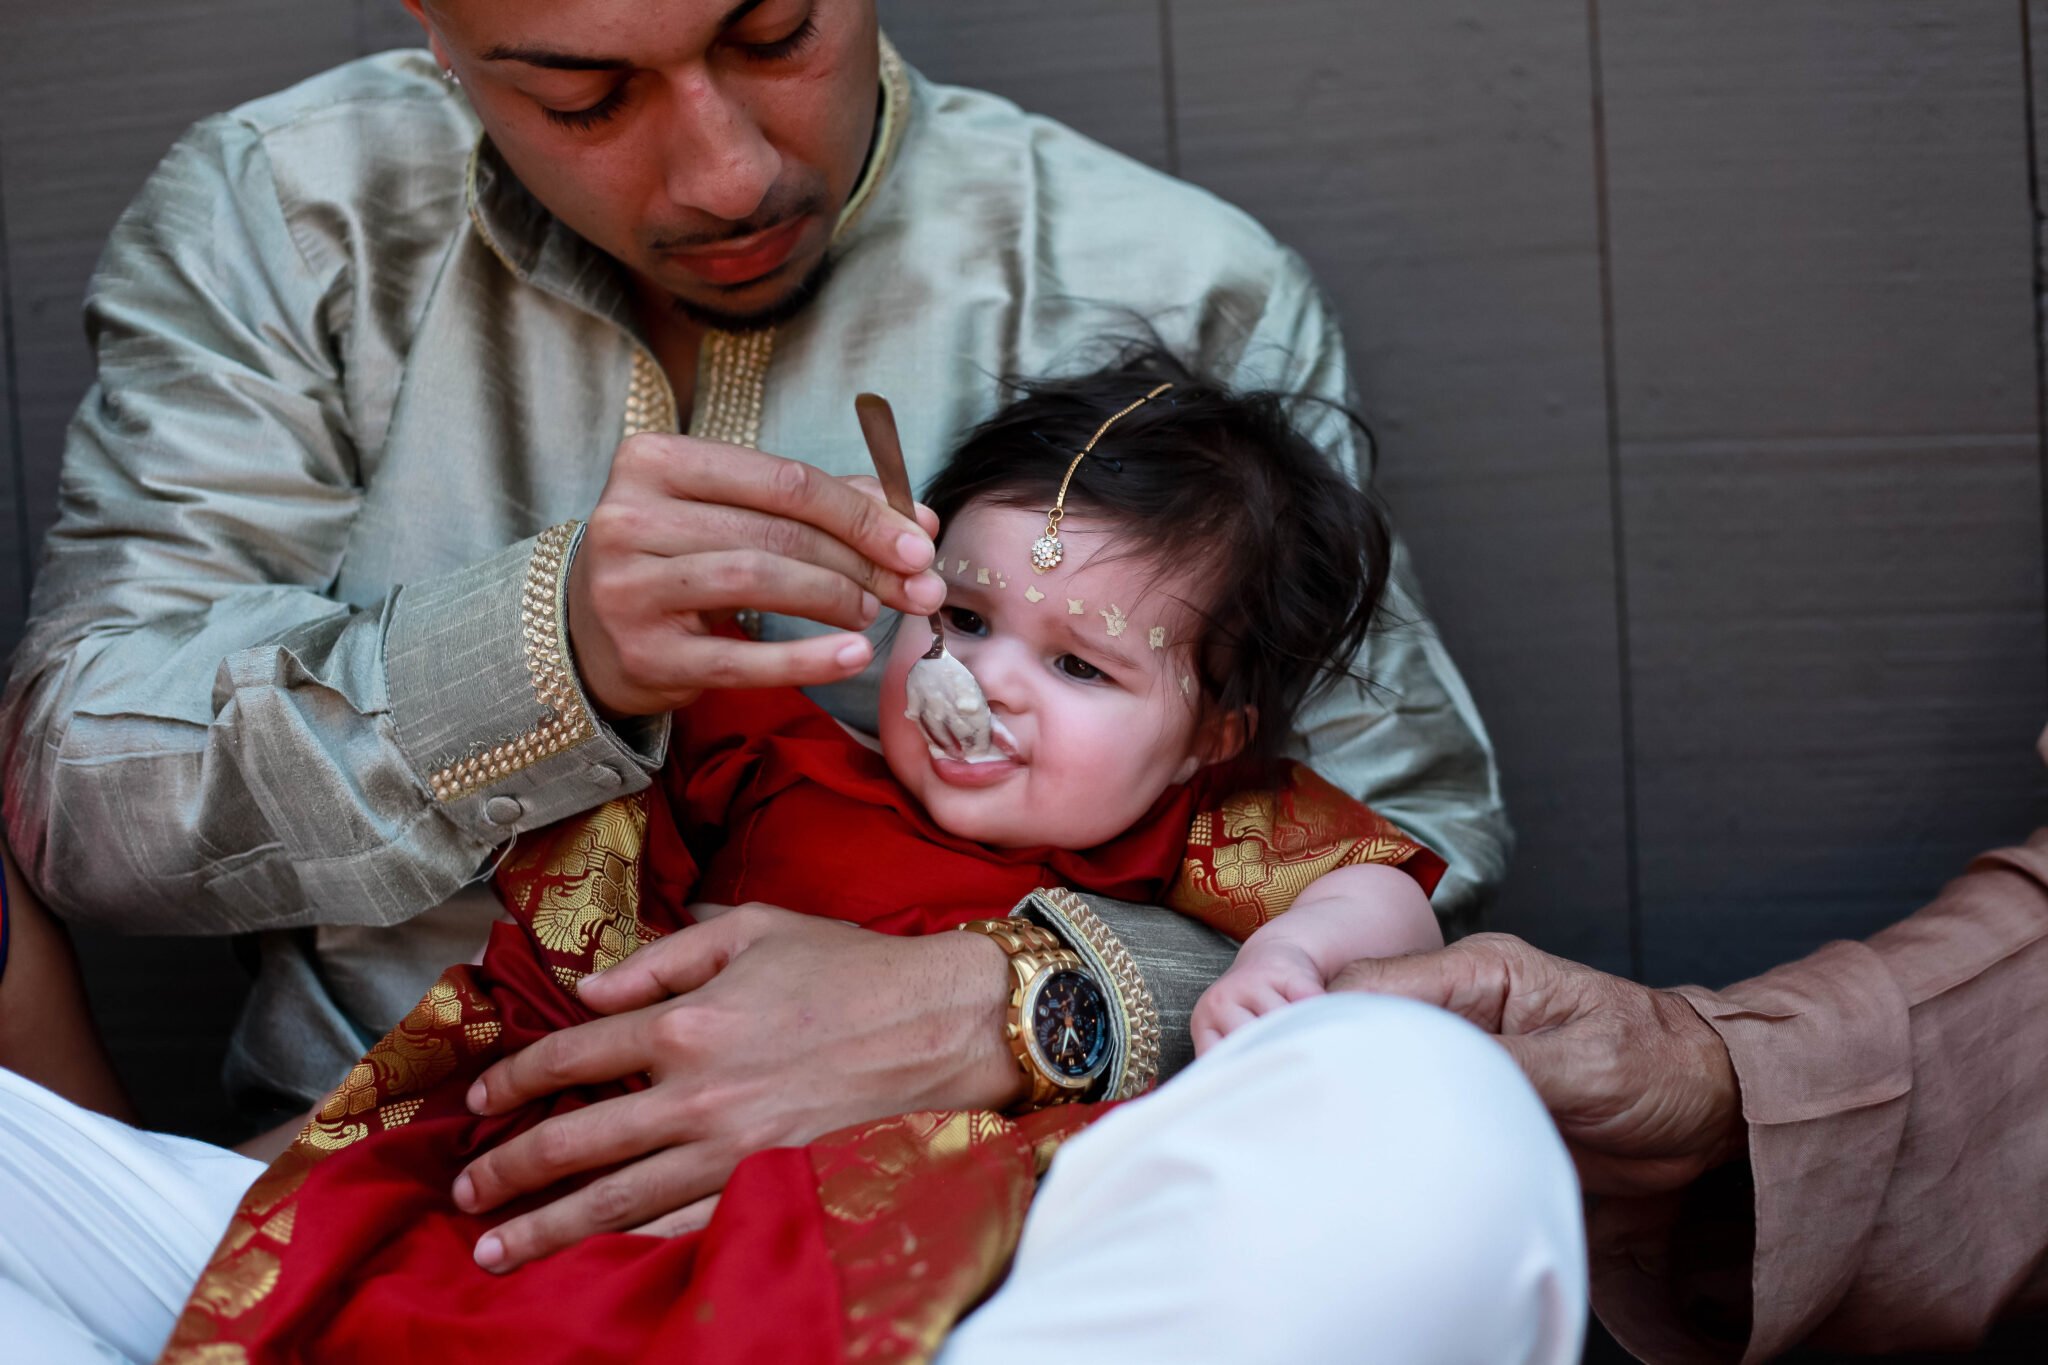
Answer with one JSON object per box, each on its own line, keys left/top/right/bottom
{"left": 1055, "top": 654, "right": 1106, "bottom": 683}
{"left": 942, "top": 606, "right": 988, "bottom": 637}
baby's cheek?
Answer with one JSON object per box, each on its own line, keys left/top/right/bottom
{"left": 876, "top": 648, "right": 923, "bottom": 782}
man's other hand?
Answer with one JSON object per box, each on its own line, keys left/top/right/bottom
{"left": 1330, "top": 933, "right": 1746, "bottom": 1196}
{"left": 568, "top": 434, "right": 947, "bottom": 716}
{"left": 449, "top": 906, "right": 1021, "bottom": 1271}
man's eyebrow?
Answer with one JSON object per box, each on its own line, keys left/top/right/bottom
{"left": 480, "top": 45, "right": 631, "bottom": 71}
{"left": 480, "top": 0, "right": 774, "bottom": 71}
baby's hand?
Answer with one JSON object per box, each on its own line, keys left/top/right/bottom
{"left": 1191, "top": 939, "right": 1326, "bottom": 1057}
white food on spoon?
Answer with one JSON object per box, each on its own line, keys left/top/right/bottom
{"left": 930, "top": 715, "right": 1018, "bottom": 765}
{"left": 906, "top": 650, "right": 1017, "bottom": 762}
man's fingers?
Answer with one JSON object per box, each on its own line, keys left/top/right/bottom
{"left": 642, "top": 630, "right": 878, "bottom": 695}
{"left": 626, "top": 437, "right": 934, "bottom": 575}
{"left": 630, "top": 1194, "right": 721, "bottom": 1239}
{"left": 468, "top": 1011, "right": 649, "bottom": 1116}
{"left": 471, "top": 1143, "right": 731, "bottom": 1273}
{"left": 844, "top": 475, "right": 941, "bottom": 538}
{"left": 455, "top": 1089, "right": 687, "bottom": 1215}
{"left": 579, "top": 918, "right": 751, "bottom": 1014}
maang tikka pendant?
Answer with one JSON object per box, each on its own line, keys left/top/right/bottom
{"left": 1029, "top": 380, "right": 1173, "bottom": 576}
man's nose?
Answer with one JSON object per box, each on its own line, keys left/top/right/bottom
{"left": 659, "top": 70, "right": 781, "bottom": 222}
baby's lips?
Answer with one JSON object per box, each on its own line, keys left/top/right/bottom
{"left": 989, "top": 717, "right": 1022, "bottom": 760}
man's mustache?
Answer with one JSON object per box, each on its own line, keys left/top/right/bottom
{"left": 646, "top": 189, "right": 826, "bottom": 253}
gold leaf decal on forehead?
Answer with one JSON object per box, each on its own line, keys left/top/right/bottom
{"left": 1100, "top": 604, "right": 1129, "bottom": 638}
{"left": 976, "top": 567, "right": 991, "bottom": 585}
{"left": 1068, "top": 599, "right": 1085, "bottom": 615}
{"left": 997, "top": 576, "right": 1008, "bottom": 589}
{"left": 956, "top": 559, "right": 968, "bottom": 576}
{"left": 1024, "top": 586, "right": 1046, "bottom": 603}
{"left": 1180, "top": 674, "right": 1194, "bottom": 697}
{"left": 1149, "top": 627, "right": 1167, "bottom": 650}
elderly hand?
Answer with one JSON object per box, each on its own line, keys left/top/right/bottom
{"left": 450, "top": 905, "right": 1022, "bottom": 1271}
{"left": 1330, "top": 933, "right": 1746, "bottom": 1196}
{"left": 568, "top": 434, "right": 947, "bottom": 716}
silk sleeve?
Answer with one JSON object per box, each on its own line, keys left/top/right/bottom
{"left": 0, "top": 115, "right": 660, "bottom": 937}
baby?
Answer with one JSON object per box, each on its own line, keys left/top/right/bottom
{"left": 874, "top": 350, "right": 1446, "bottom": 1052}
{"left": 155, "top": 350, "right": 1449, "bottom": 1360}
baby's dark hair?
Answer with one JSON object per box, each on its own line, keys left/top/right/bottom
{"left": 921, "top": 347, "right": 1393, "bottom": 761}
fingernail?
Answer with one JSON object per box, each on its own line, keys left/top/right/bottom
{"left": 453, "top": 1171, "right": 476, "bottom": 1210}
{"left": 474, "top": 1233, "right": 505, "bottom": 1271}
{"left": 906, "top": 574, "right": 944, "bottom": 611}
{"left": 860, "top": 590, "right": 880, "bottom": 622}
{"left": 896, "top": 531, "right": 934, "bottom": 569}
{"left": 466, "top": 1080, "right": 487, "bottom": 1114}
{"left": 835, "top": 638, "right": 871, "bottom": 668}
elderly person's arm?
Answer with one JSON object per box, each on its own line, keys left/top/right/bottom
{"left": 1335, "top": 835, "right": 2048, "bottom": 1363}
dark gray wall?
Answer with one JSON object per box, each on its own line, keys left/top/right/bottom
{"left": 3, "top": 2, "right": 2046, "bottom": 1142}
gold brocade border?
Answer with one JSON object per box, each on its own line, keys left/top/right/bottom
{"left": 1019, "top": 888, "right": 1160, "bottom": 1101}
{"left": 428, "top": 522, "right": 596, "bottom": 802}
{"left": 159, "top": 974, "right": 508, "bottom": 1364}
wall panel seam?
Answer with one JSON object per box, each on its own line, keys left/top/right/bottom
{"left": 1586, "top": 0, "right": 1644, "bottom": 981}
{"left": 1155, "top": 0, "right": 1180, "bottom": 176}
{"left": 0, "top": 149, "right": 26, "bottom": 619}
{"left": 2022, "top": 0, "right": 2048, "bottom": 700}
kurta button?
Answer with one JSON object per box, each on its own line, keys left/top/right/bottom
{"left": 591, "top": 763, "right": 623, "bottom": 788}
{"left": 485, "top": 795, "right": 524, "bottom": 826}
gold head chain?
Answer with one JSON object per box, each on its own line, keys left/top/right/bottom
{"left": 1029, "top": 381, "right": 1175, "bottom": 573}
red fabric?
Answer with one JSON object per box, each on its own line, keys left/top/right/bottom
{"left": 665, "top": 685, "right": 1220, "bottom": 933}
{"left": 160, "top": 687, "right": 1438, "bottom": 1365}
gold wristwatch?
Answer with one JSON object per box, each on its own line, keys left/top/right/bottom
{"left": 959, "top": 918, "right": 1113, "bottom": 1108}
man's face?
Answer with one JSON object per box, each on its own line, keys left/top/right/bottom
{"left": 410, "top": 0, "right": 880, "bottom": 328}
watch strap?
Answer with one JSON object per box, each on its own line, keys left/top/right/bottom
{"left": 1009, "top": 888, "right": 1161, "bottom": 1101}
{"left": 958, "top": 918, "right": 1094, "bottom": 1108}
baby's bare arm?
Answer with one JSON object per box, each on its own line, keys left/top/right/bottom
{"left": 1245, "top": 863, "right": 1443, "bottom": 981}
{"left": 1192, "top": 864, "right": 1442, "bottom": 1054}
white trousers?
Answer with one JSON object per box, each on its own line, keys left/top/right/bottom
{"left": 1, "top": 996, "right": 1584, "bottom": 1364}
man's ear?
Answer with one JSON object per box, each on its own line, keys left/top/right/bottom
{"left": 401, "top": 0, "right": 449, "bottom": 69}
{"left": 1173, "top": 705, "right": 1254, "bottom": 783}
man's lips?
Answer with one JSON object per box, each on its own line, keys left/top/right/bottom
{"left": 663, "top": 216, "right": 810, "bottom": 286}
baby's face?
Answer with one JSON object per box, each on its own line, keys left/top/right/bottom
{"left": 879, "top": 502, "right": 1221, "bottom": 849}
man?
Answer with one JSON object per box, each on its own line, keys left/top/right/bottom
{"left": 1, "top": 0, "right": 1507, "bottom": 1276}
{"left": 1338, "top": 734, "right": 2048, "bottom": 1361}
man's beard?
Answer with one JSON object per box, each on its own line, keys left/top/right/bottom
{"left": 668, "top": 252, "right": 837, "bottom": 333}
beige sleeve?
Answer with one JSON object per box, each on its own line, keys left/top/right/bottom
{"left": 1590, "top": 832, "right": 2048, "bottom": 1363}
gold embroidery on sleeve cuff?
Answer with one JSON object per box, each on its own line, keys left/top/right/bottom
{"left": 428, "top": 521, "right": 597, "bottom": 802}
{"left": 1020, "top": 887, "right": 1161, "bottom": 1101}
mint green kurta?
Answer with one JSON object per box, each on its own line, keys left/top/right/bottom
{"left": 1, "top": 44, "right": 1506, "bottom": 1105}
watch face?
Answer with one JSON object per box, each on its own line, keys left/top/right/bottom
{"left": 1029, "top": 969, "right": 1109, "bottom": 1081}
